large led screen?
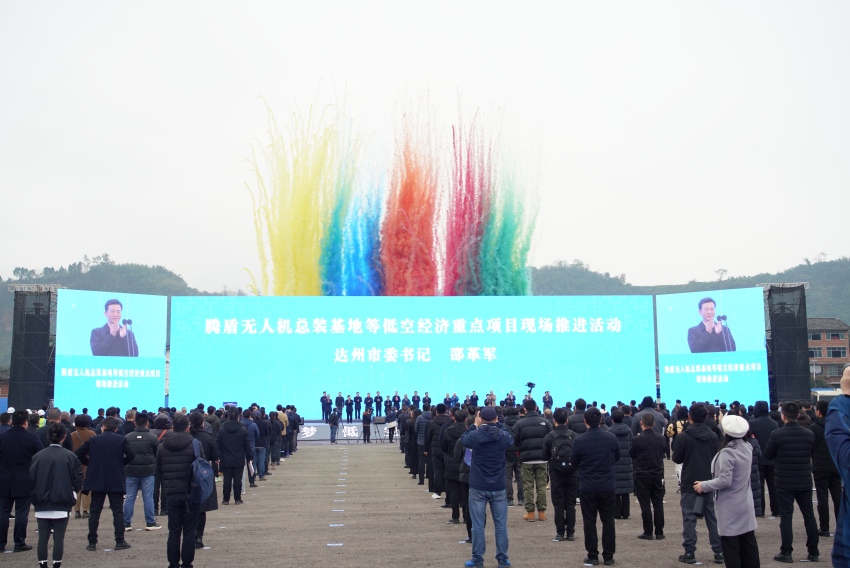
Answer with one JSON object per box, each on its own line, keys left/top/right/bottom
{"left": 55, "top": 289, "right": 167, "bottom": 410}
{"left": 656, "top": 287, "right": 769, "bottom": 405}
{"left": 170, "top": 296, "right": 657, "bottom": 417}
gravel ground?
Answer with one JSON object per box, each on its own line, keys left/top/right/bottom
{"left": 1, "top": 439, "right": 834, "bottom": 567}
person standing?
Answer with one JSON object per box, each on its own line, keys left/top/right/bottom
{"left": 344, "top": 396, "right": 354, "bottom": 424}
{"left": 362, "top": 408, "right": 372, "bottom": 443}
{"left": 825, "top": 365, "right": 850, "bottom": 566}
{"left": 216, "top": 408, "right": 252, "bottom": 505}
{"left": 502, "top": 407, "right": 525, "bottom": 508}
{"left": 571, "top": 407, "right": 620, "bottom": 566}
{"left": 672, "top": 403, "right": 723, "bottom": 565}
{"left": 412, "top": 391, "right": 421, "bottom": 410}
{"left": 442, "top": 409, "right": 468, "bottom": 525}
{"left": 328, "top": 409, "right": 340, "bottom": 444}
{"left": 364, "top": 393, "right": 374, "bottom": 415}
{"left": 694, "top": 415, "right": 760, "bottom": 568}
{"left": 392, "top": 392, "right": 401, "bottom": 410}
{"left": 29, "top": 423, "right": 82, "bottom": 568}
{"left": 609, "top": 410, "right": 633, "bottom": 520}
{"left": 320, "top": 392, "right": 331, "bottom": 423}
{"left": 764, "top": 401, "right": 819, "bottom": 563}
{"left": 334, "top": 393, "right": 344, "bottom": 417}
{"left": 123, "top": 412, "right": 161, "bottom": 531}
{"left": 70, "top": 415, "right": 95, "bottom": 519}
{"left": 461, "top": 406, "right": 514, "bottom": 568}
{"left": 512, "top": 399, "right": 553, "bottom": 522}
{"left": 426, "top": 404, "right": 453, "bottom": 500}
{"left": 374, "top": 392, "right": 383, "bottom": 417}
{"left": 240, "top": 411, "right": 259, "bottom": 487}
{"left": 749, "top": 400, "right": 778, "bottom": 518}
{"left": 252, "top": 411, "right": 269, "bottom": 482}
{"left": 190, "top": 412, "right": 218, "bottom": 550}
{"left": 385, "top": 407, "right": 398, "bottom": 443}
{"left": 542, "top": 391, "right": 553, "bottom": 410}
{"left": 157, "top": 414, "right": 200, "bottom": 568}
{"left": 423, "top": 392, "right": 432, "bottom": 408}
{"left": 353, "top": 393, "right": 363, "bottom": 420}
{"left": 75, "top": 417, "right": 135, "bottom": 551}
{"left": 811, "top": 400, "right": 841, "bottom": 537}
{"left": 542, "top": 408, "right": 578, "bottom": 542}
{"left": 0, "top": 409, "right": 43, "bottom": 553}
{"left": 629, "top": 412, "right": 666, "bottom": 540}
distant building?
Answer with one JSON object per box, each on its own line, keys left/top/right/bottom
{"left": 807, "top": 317, "right": 850, "bottom": 385}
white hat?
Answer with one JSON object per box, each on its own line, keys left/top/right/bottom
{"left": 721, "top": 415, "right": 748, "bottom": 439}
{"left": 6, "top": 407, "right": 14, "bottom": 413}
{"left": 37, "top": 409, "right": 45, "bottom": 416}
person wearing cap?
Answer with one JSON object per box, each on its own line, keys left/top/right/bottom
{"left": 460, "top": 405, "right": 514, "bottom": 568}
{"left": 694, "top": 415, "right": 760, "bottom": 568}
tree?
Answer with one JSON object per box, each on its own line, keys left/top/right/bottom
{"left": 715, "top": 268, "right": 727, "bottom": 281}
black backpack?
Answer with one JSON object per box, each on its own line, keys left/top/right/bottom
{"left": 551, "top": 432, "right": 574, "bottom": 473}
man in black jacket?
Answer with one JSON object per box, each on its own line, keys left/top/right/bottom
{"left": 542, "top": 408, "right": 578, "bottom": 541}
{"left": 568, "top": 398, "right": 588, "bottom": 435}
{"left": 441, "top": 409, "right": 468, "bottom": 524}
{"left": 749, "top": 400, "right": 779, "bottom": 517}
{"left": 513, "top": 399, "right": 553, "bottom": 522}
{"left": 570, "top": 407, "right": 620, "bottom": 566}
{"left": 764, "top": 401, "right": 819, "bottom": 563}
{"left": 811, "top": 400, "right": 841, "bottom": 537}
{"left": 157, "top": 414, "right": 202, "bottom": 568}
{"left": 36, "top": 409, "right": 73, "bottom": 452}
{"left": 123, "top": 412, "right": 161, "bottom": 531}
{"left": 216, "top": 408, "right": 252, "bottom": 504}
{"left": 75, "top": 417, "right": 135, "bottom": 551}
{"left": 672, "top": 403, "right": 722, "bottom": 565}
{"left": 426, "top": 404, "right": 453, "bottom": 499}
{"left": 629, "top": 412, "right": 666, "bottom": 540}
{"left": 502, "top": 408, "right": 524, "bottom": 507}
{"left": 0, "top": 409, "right": 43, "bottom": 552}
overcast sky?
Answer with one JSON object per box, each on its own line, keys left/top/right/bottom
{"left": 2, "top": 1, "right": 848, "bottom": 293}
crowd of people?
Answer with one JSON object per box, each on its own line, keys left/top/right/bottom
{"left": 0, "top": 401, "right": 304, "bottom": 568}
{"left": 383, "top": 371, "right": 850, "bottom": 568}
{"left": 4, "top": 372, "right": 850, "bottom": 567}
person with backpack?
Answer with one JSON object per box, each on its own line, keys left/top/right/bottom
{"left": 190, "top": 412, "right": 218, "bottom": 550}
{"left": 156, "top": 414, "right": 203, "bottom": 568}
{"left": 630, "top": 412, "right": 667, "bottom": 540}
{"left": 542, "top": 408, "right": 578, "bottom": 542}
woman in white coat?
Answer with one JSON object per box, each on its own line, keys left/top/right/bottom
{"left": 694, "top": 415, "right": 759, "bottom": 568}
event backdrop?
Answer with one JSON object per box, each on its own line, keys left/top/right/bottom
{"left": 169, "top": 295, "right": 657, "bottom": 415}
{"left": 656, "top": 287, "right": 769, "bottom": 404}
{"left": 54, "top": 289, "right": 167, "bottom": 411}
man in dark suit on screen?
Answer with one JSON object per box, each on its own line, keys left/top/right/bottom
{"left": 91, "top": 299, "right": 139, "bottom": 356}
{"left": 687, "top": 297, "right": 736, "bottom": 353}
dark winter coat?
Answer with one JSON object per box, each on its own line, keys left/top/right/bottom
{"left": 810, "top": 416, "right": 839, "bottom": 473}
{"left": 30, "top": 445, "right": 83, "bottom": 512}
{"left": 193, "top": 429, "right": 219, "bottom": 512}
{"left": 124, "top": 426, "right": 159, "bottom": 477}
{"left": 427, "top": 414, "right": 452, "bottom": 455}
{"left": 763, "top": 421, "right": 815, "bottom": 491}
{"left": 609, "top": 423, "right": 634, "bottom": 494}
{"left": 672, "top": 422, "right": 718, "bottom": 494}
{"left": 631, "top": 407, "right": 667, "bottom": 437}
{"left": 503, "top": 413, "right": 521, "bottom": 461}
{"left": 156, "top": 431, "right": 198, "bottom": 496}
{"left": 571, "top": 426, "right": 620, "bottom": 493}
{"left": 747, "top": 437, "right": 763, "bottom": 516}
{"left": 512, "top": 412, "right": 553, "bottom": 462}
{"left": 0, "top": 426, "right": 43, "bottom": 498}
{"left": 454, "top": 437, "right": 470, "bottom": 484}
{"left": 441, "top": 421, "right": 466, "bottom": 481}
{"left": 36, "top": 423, "right": 74, "bottom": 452}
{"left": 541, "top": 425, "right": 577, "bottom": 476}
{"left": 567, "top": 410, "right": 587, "bottom": 435}
{"left": 749, "top": 409, "right": 779, "bottom": 466}
{"left": 76, "top": 429, "right": 135, "bottom": 493}
{"left": 216, "top": 420, "right": 252, "bottom": 467}
{"left": 629, "top": 428, "right": 666, "bottom": 478}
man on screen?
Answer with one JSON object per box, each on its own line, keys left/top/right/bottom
{"left": 687, "top": 297, "right": 736, "bottom": 353}
{"left": 90, "top": 299, "right": 139, "bottom": 357}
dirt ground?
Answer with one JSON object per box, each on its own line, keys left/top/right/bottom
{"left": 1, "top": 439, "right": 834, "bottom": 567}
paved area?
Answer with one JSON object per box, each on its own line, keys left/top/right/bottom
{"left": 1, "top": 439, "right": 835, "bottom": 567}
